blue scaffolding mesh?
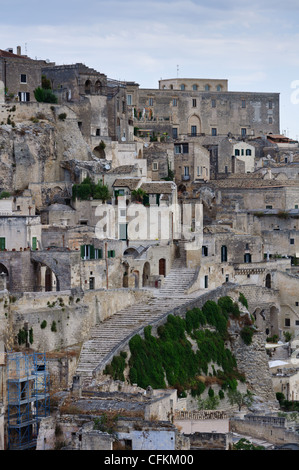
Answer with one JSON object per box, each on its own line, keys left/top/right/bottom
{"left": 7, "top": 352, "right": 50, "bottom": 450}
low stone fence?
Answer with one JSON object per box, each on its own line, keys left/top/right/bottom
{"left": 174, "top": 410, "right": 227, "bottom": 420}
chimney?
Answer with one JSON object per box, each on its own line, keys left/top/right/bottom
{"left": 17, "top": 46, "right": 21, "bottom": 55}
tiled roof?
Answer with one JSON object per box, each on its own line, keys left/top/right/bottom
{"left": 140, "top": 182, "right": 174, "bottom": 194}
{"left": 0, "top": 49, "right": 31, "bottom": 59}
{"left": 112, "top": 178, "right": 141, "bottom": 190}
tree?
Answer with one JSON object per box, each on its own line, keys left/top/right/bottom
{"left": 131, "top": 188, "right": 147, "bottom": 203}
{"left": 227, "top": 389, "right": 253, "bottom": 411}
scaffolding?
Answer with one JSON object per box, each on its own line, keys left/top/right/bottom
{"left": 6, "top": 352, "right": 50, "bottom": 450}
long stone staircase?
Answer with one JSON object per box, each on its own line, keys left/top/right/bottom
{"left": 75, "top": 257, "right": 201, "bottom": 382}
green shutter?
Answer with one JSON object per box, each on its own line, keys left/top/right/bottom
{"left": 90, "top": 245, "right": 95, "bottom": 259}
{"left": 32, "top": 237, "right": 37, "bottom": 251}
{"left": 0, "top": 238, "right": 5, "bottom": 251}
{"left": 80, "top": 245, "right": 85, "bottom": 259}
{"left": 112, "top": 250, "right": 115, "bottom": 258}
{"left": 99, "top": 249, "right": 102, "bottom": 259}
{"left": 108, "top": 250, "right": 111, "bottom": 258}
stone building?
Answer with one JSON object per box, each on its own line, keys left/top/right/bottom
{"left": 41, "top": 63, "right": 133, "bottom": 146}
{"left": 126, "top": 78, "right": 279, "bottom": 140}
{"left": 0, "top": 46, "right": 54, "bottom": 103}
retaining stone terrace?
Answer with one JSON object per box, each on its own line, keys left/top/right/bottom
{"left": 76, "top": 258, "right": 240, "bottom": 383}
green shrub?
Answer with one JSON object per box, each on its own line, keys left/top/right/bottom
{"left": 34, "top": 87, "right": 57, "bottom": 103}
{"left": 40, "top": 320, "right": 47, "bottom": 329}
{"left": 0, "top": 191, "right": 10, "bottom": 199}
{"left": 240, "top": 326, "right": 255, "bottom": 345}
{"left": 238, "top": 293, "right": 248, "bottom": 309}
{"left": 51, "top": 321, "right": 57, "bottom": 332}
{"left": 126, "top": 300, "right": 240, "bottom": 396}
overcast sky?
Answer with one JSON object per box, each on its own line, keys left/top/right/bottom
{"left": 1, "top": 0, "right": 299, "bottom": 138}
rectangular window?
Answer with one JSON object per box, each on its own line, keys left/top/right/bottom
{"left": 204, "top": 275, "right": 208, "bottom": 288}
{"left": 19, "top": 92, "right": 30, "bottom": 102}
{"left": 191, "top": 125, "right": 197, "bottom": 136}
{"left": 211, "top": 99, "right": 216, "bottom": 108}
{"left": 89, "top": 277, "right": 95, "bottom": 290}
{"left": 20, "top": 74, "right": 27, "bottom": 83}
{"left": 0, "top": 237, "right": 5, "bottom": 250}
{"left": 269, "top": 117, "right": 273, "bottom": 124}
{"left": 211, "top": 128, "right": 217, "bottom": 136}
{"left": 172, "top": 128, "right": 178, "bottom": 139}
{"left": 184, "top": 166, "right": 189, "bottom": 176}
{"left": 149, "top": 98, "right": 153, "bottom": 106}
{"left": 108, "top": 250, "right": 116, "bottom": 258}
{"left": 221, "top": 245, "right": 227, "bottom": 262}
{"left": 126, "top": 94, "right": 132, "bottom": 105}
{"left": 172, "top": 98, "right": 177, "bottom": 106}
{"left": 80, "top": 244, "right": 95, "bottom": 260}
{"left": 269, "top": 101, "right": 273, "bottom": 109}
{"left": 182, "top": 143, "right": 189, "bottom": 154}
{"left": 192, "top": 98, "right": 197, "bottom": 107}
{"left": 285, "top": 318, "right": 290, "bottom": 327}
{"left": 241, "top": 100, "right": 246, "bottom": 108}
{"left": 94, "top": 248, "right": 102, "bottom": 259}
{"left": 241, "top": 128, "right": 247, "bottom": 137}
{"left": 290, "top": 238, "right": 295, "bottom": 245}
{"left": 202, "top": 246, "right": 208, "bottom": 256}
{"left": 152, "top": 162, "right": 158, "bottom": 171}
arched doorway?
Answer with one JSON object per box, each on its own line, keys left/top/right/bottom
{"left": 123, "top": 272, "right": 128, "bottom": 288}
{"left": 142, "top": 262, "right": 150, "bottom": 287}
{"left": 133, "top": 270, "right": 140, "bottom": 288}
{"left": 0, "top": 263, "right": 9, "bottom": 289}
{"left": 45, "top": 267, "right": 53, "bottom": 292}
{"left": 159, "top": 258, "right": 166, "bottom": 276}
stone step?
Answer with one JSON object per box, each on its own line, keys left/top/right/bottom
{"left": 76, "top": 263, "right": 198, "bottom": 377}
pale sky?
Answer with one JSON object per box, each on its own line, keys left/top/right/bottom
{"left": 1, "top": 0, "right": 299, "bottom": 139}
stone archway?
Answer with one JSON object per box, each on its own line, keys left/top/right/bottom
{"left": 85, "top": 80, "right": 92, "bottom": 94}
{"left": 188, "top": 114, "right": 201, "bottom": 136}
{"left": 142, "top": 262, "right": 150, "bottom": 287}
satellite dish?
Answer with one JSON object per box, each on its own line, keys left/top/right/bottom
{"left": 144, "top": 143, "right": 148, "bottom": 147}
{"left": 121, "top": 137, "right": 126, "bottom": 141}
{"left": 105, "top": 164, "right": 111, "bottom": 170}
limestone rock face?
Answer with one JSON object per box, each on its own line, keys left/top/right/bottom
{"left": 230, "top": 326, "right": 279, "bottom": 411}
{"left": 0, "top": 108, "right": 92, "bottom": 194}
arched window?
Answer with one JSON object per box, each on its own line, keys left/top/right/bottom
{"left": 235, "top": 149, "right": 240, "bottom": 156}
{"left": 205, "top": 84, "right": 210, "bottom": 91}
{"left": 246, "top": 149, "right": 252, "bottom": 156}
{"left": 180, "top": 84, "right": 185, "bottom": 90}
{"left": 217, "top": 85, "right": 222, "bottom": 91}
{"left": 265, "top": 273, "right": 271, "bottom": 288}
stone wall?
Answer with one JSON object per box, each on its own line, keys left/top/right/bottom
{"left": 8, "top": 288, "right": 151, "bottom": 352}
{"left": 230, "top": 414, "right": 299, "bottom": 446}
